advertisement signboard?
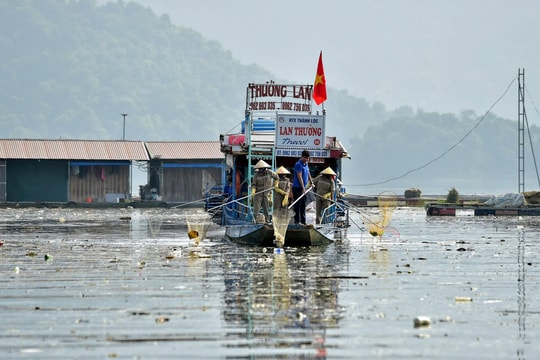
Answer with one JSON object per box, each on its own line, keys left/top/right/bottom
{"left": 275, "top": 114, "right": 325, "bottom": 149}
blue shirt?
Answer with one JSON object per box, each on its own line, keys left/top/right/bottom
{"left": 292, "top": 159, "right": 309, "bottom": 188}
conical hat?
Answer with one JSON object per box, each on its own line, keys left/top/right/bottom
{"left": 276, "top": 166, "right": 290, "bottom": 175}
{"left": 320, "top": 167, "right": 336, "bottom": 176}
{"left": 254, "top": 160, "right": 271, "bottom": 169}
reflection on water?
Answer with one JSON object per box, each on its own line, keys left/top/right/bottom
{"left": 0, "top": 208, "right": 539, "bottom": 358}
{"left": 517, "top": 229, "right": 526, "bottom": 360}
{"left": 368, "top": 247, "right": 392, "bottom": 275}
{"left": 222, "top": 245, "right": 345, "bottom": 358}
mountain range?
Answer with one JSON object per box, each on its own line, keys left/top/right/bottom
{"left": 2, "top": 0, "right": 539, "bottom": 196}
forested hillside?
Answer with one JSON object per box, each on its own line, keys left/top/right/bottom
{"left": 1, "top": 0, "right": 264, "bottom": 140}
{"left": 1, "top": 0, "right": 539, "bottom": 194}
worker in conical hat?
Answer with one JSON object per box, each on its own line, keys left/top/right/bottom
{"left": 251, "top": 159, "right": 278, "bottom": 223}
{"left": 276, "top": 166, "right": 290, "bottom": 175}
{"left": 254, "top": 160, "right": 271, "bottom": 169}
{"left": 273, "top": 166, "right": 292, "bottom": 246}
{"left": 320, "top": 167, "right": 336, "bottom": 176}
{"left": 312, "top": 167, "right": 336, "bottom": 224}
{"left": 274, "top": 166, "right": 292, "bottom": 209}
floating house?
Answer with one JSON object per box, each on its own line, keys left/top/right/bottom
{"left": 144, "top": 141, "right": 223, "bottom": 203}
{"left": 0, "top": 139, "right": 223, "bottom": 205}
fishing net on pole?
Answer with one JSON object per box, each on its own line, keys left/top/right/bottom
{"left": 368, "top": 191, "right": 397, "bottom": 238}
{"left": 185, "top": 210, "right": 212, "bottom": 247}
{"left": 272, "top": 208, "right": 290, "bottom": 248}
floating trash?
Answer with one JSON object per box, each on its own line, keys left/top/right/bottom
{"left": 413, "top": 316, "right": 432, "bottom": 328}
{"left": 454, "top": 296, "right": 473, "bottom": 302}
{"left": 155, "top": 316, "right": 170, "bottom": 324}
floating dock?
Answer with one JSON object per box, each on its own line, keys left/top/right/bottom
{"left": 425, "top": 203, "right": 540, "bottom": 216}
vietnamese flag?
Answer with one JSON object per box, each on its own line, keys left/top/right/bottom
{"left": 312, "top": 51, "right": 327, "bottom": 105}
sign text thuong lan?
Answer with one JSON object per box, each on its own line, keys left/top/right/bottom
{"left": 275, "top": 114, "right": 325, "bottom": 149}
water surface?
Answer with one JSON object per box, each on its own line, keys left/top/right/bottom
{"left": 0, "top": 207, "right": 538, "bottom": 359}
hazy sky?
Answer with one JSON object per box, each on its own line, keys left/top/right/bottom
{"left": 124, "top": 0, "right": 540, "bottom": 122}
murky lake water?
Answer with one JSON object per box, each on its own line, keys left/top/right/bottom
{"left": 0, "top": 206, "right": 539, "bottom": 359}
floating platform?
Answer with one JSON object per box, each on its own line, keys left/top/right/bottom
{"left": 425, "top": 203, "right": 540, "bottom": 216}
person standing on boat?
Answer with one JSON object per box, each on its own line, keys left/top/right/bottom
{"left": 251, "top": 160, "right": 278, "bottom": 223}
{"left": 312, "top": 167, "right": 336, "bottom": 224}
{"left": 274, "top": 166, "right": 292, "bottom": 212}
{"left": 292, "top": 150, "right": 313, "bottom": 225}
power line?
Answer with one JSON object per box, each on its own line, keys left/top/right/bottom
{"left": 353, "top": 75, "right": 518, "bottom": 187}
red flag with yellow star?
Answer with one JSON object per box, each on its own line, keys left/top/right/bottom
{"left": 312, "top": 51, "right": 327, "bottom": 105}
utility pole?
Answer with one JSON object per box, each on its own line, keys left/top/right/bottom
{"left": 121, "top": 113, "right": 128, "bottom": 141}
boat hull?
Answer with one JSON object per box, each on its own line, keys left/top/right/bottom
{"left": 225, "top": 223, "right": 335, "bottom": 247}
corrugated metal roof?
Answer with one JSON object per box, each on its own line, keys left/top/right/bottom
{"left": 0, "top": 140, "right": 149, "bottom": 160}
{"left": 145, "top": 141, "right": 222, "bottom": 160}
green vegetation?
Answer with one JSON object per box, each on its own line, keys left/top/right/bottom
{"left": 404, "top": 188, "right": 422, "bottom": 198}
{"left": 446, "top": 187, "right": 460, "bottom": 203}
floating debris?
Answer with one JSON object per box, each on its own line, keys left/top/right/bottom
{"left": 155, "top": 316, "right": 170, "bottom": 324}
{"left": 413, "top": 316, "right": 432, "bottom": 328}
{"left": 455, "top": 296, "right": 473, "bottom": 302}
{"left": 369, "top": 229, "right": 383, "bottom": 237}
{"left": 439, "top": 316, "right": 453, "bottom": 323}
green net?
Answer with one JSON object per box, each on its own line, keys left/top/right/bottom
{"left": 185, "top": 210, "right": 212, "bottom": 247}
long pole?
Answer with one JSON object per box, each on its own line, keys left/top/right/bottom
{"left": 287, "top": 186, "right": 312, "bottom": 210}
{"left": 121, "top": 113, "right": 128, "bottom": 141}
{"left": 206, "top": 187, "right": 273, "bottom": 212}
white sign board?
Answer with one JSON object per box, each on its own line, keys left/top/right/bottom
{"left": 275, "top": 114, "right": 325, "bottom": 148}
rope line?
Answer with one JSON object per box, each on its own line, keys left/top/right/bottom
{"left": 354, "top": 75, "right": 518, "bottom": 187}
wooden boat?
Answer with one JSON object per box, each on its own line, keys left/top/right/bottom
{"left": 210, "top": 82, "right": 351, "bottom": 247}
{"left": 224, "top": 223, "right": 336, "bottom": 247}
